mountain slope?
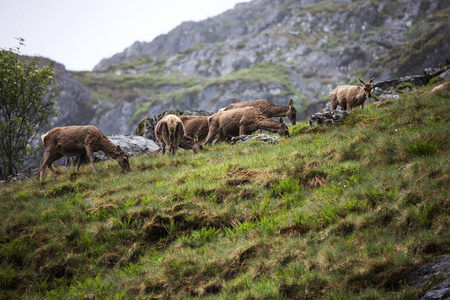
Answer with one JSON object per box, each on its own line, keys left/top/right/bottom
{"left": 1, "top": 82, "right": 449, "bottom": 299}
{"left": 52, "top": 0, "right": 450, "bottom": 136}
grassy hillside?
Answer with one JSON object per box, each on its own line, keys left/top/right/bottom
{"left": 0, "top": 83, "right": 449, "bottom": 299}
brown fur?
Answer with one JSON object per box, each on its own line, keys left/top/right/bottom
{"left": 419, "top": 81, "right": 450, "bottom": 97}
{"left": 40, "top": 125, "right": 130, "bottom": 182}
{"left": 204, "top": 107, "right": 290, "bottom": 144}
{"left": 155, "top": 114, "right": 185, "bottom": 155}
{"left": 330, "top": 78, "right": 374, "bottom": 111}
{"left": 224, "top": 99, "right": 297, "bottom": 125}
{"left": 179, "top": 135, "right": 203, "bottom": 153}
{"left": 179, "top": 115, "right": 209, "bottom": 142}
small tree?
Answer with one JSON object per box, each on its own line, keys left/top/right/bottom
{"left": 0, "top": 39, "right": 59, "bottom": 180}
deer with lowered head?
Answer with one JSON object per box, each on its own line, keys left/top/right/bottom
{"left": 330, "top": 78, "right": 375, "bottom": 111}
{"left": 179, "top": 115, "right": 209, "bottom": 142}
{"left": 224, "top": 99, "right": 297, "bottom": 125}
{"left": 155, "top": 114, "right": 186, "bottom": 155}
{"left": 40, "top": 125, "right": 130, "bottom": 182}
{"left": 204, "top": 107, "right": 290, "bottom": 144}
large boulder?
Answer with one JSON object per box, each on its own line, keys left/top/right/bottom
{"left": 93, "top": 135, "right": 159, "bottom": 161}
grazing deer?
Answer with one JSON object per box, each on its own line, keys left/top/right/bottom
{"left": 179, "top": 115, "right": 209, "bottom": 142}
{"left": 155, "top": 114, "right": 185, "bottom": 155}
{"left": 224, "top": 99, "right": 297, "bottom": 125}
{"left": 40, "top": 125, "right": 130, "bottom": 182}
{"left": 330, "top": 78, "right": 375, "bottom": 111}
{"left": 204, "top": 107, "right": 290, "bottom": 144}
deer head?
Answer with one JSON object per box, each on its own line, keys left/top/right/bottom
{"left": 279, "top": 117, "right": 290, "bottom": 137}
{"left": 191, "top": 134, "right": 203, "bottom": 153}
{"left": 115, "top": 145, "right": 131, "bottom": 172}
{"left": 359, "top": 78, "right": 375, "bottom": 99}
{"left": 286, "top": 99, "right": 297, "bottom": 125}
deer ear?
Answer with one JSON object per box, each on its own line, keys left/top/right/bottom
{"left": 117, "top": 145, "right": 122, "bottom": 153}
{"left": 370, "top": 77, "right": 375, "bottom": 83}
{"left": 279, "top": 117, "right": 284, "bottom": 124}
{"left": 288, "top": 99, "right": 294, "bottom": 107}
{"left": 359, "top": 78, "right": 364, "bottom": 85}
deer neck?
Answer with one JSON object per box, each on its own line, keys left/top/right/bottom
{"left": 266, "top": 105, "right": 289, "bottom": 118}
{"left": 100, "top": 138, "right": 119, "bottom": 158}
{"left": 258, "top": 119, "right": 281, "bottom": 133}
{"left": 354, "top": 90, "right": 368, "bottom": 105}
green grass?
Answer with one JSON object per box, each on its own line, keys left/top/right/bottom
{"left": 0, "top": 84, "right": 449, "bottom": 299}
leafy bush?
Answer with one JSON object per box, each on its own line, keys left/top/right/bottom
{"left": 406, "top": 140, "right": 438, "bottom": 157}
{"left": 0, "top": 39, "right": 58, "bottom": 179}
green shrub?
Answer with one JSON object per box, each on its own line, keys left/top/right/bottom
{"left": 192, "top": 227, "right": 220, "bottom": 244}
{"left": 0, "top": 267, "right": 17, "bottom": 290}
{"left": 406, "top": 140, "right": 438, "bottom": 157}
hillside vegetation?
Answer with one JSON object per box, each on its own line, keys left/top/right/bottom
{"left": 0, "top": 82, "right": 449, "bottom": 299}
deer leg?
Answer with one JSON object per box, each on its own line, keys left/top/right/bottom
{"left": 239, "top": 125, "right": 245, "bottom": 136}
{"left": 40, "top": 152, "right": 63, "bottom": 181}
{"left": 161, "top": 143, "right": 166, "bottom": 155}
{"left": 86, "top": 148, "right": 97, "bottom": 173}
{"left": 76, "top": 153, "right": 87, "bottom": 171}
{"left": 331, "top": 101, "right": 338, "bottom": 111}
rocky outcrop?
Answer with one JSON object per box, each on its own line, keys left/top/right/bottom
{"left": 308, "top": 62, "right": 450, "bottom": 126}
{"left": 42, "top": 61, "right": 94, "bottom": 131}
{"left": 93, "top": 0, "right": 449, "bottom": 99}
{"left": 309, "top": 110, "right": 349, "bottom": 126}
{"left": 408, "top": 255, "right": 450, "bottom": 300}
{"left": 230, "top": 134, "right": 280, "bottom": 144}
{"left": 47, "top": 0, "right": 449, "bottom": 136}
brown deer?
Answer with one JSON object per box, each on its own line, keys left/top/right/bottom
{"left": 330, "top": 78, "right": 375, "bottom": 111}
{"left": 419, "top": 81, "right": 450, "bottom": 97}
{"left": 204, "top": 107, "right": 290, "bottom": 144}
{"left": 155, "top": 114, "right": 185, "bottom": 155}
{"left": 179, "top": 115, "right": 209, "bottom": 142}
{"left": 40, "top": 125, "right": 130, "bottom": 182}
{"left": 224, "top": 99, "right": 297, "bottom": 125}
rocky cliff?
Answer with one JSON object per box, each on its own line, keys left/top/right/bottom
{"left": 50, "top": 0, "right": 449, "bottom": 135}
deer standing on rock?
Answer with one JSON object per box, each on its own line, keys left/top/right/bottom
{"left": 330, "top": 78, "right": 375, "bottom": 111}
{"left": 40, "top": 125, "right": 130, "bottom": 182}
{"left": 224, "top": 99, "right": 297, "bottom": 125}
{"left": 204, "top": 107, "right": 290, "bottom": 144}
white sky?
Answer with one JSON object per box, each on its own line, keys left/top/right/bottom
{"left": 0, "top": 0, "right": 250, "bottom": 71}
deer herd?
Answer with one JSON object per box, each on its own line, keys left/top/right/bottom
{"left": 40, "top": 79, "right": 376, "bottom": 181}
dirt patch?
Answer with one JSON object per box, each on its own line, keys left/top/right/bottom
{"left": 191, "top": 281, "right": 224, "bottom": 297}
{"left": 279, "top": 224, "right": 309, "bottom": 236}
{"left": 221, "top": 244, "right": 267, "bottom": 280}
{"left": 100, "top": 253, "right": 120, "bottom": 267}
{"left": 226, "top": 168, "right": 258, "bottom": 187}
{"left": 141, "top": 280, "right": 169, "bottom": 295}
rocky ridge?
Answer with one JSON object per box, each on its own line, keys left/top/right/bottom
{"left": 47, "top": 0, "right": 449, "bottom": 136}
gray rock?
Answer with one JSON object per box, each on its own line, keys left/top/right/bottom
{"left": 230, "top": 134, "right": 280, "bottom": 145}
{"left": 438, "top": 69, "right": 450, "bottom": 82}
{"left": 309, "top": 110, "right": 349, "bottom": 126}
{"left": 94, "top": 135, "right": 159, "bottom": 161}
{"left": 409, "top": 256, "right": 450, "bottom": 286}
{"left": 408, "top": 255, "right": 450, "bottom": 300}
{"left": 420, "top": 278, "right": 450, "bottom": 300}
{"left": 373, "top": 75, "right": 428, "bottom": 91}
